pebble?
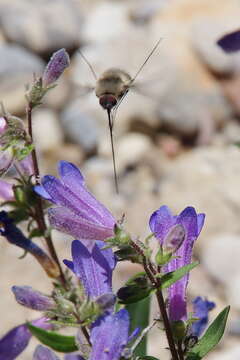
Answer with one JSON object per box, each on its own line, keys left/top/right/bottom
{"left": 60, "top": 99, "right": 101, "bottom": 153}
{"left": 32, "top": 109, "right": 64, "bottom": 152}
{"left": 0, "top": 44, "right": 44, "bottom": 114}
{"left": 0, "top": 0, "right": 83, "bottom": 54}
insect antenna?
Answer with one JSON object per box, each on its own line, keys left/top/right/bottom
{"left": 77, "top": 49, "right": 98, "bottom": 81}
{"left": 107, "top": 108, "right": 119, "bottom": 194}
{"left": 130, "top": 37, "right": 163, "bottom": 85}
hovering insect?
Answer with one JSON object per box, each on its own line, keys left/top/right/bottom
{"left": 78, "top": 38, "right": 162, "bottom": 193}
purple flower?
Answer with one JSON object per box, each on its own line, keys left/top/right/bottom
{"left": 35, "top": 161, "right": 115, "bottom": 249}
{"left": 0, "top": 211, "right": 59, "bottom": 278}
{"left": 42, "top": 48, "right": 70, "bottom": 87}
{"left": 191, "top": 297, "right": 215, "bottom": 337}
{"left": 0, "top": 317, "right": 51, "bottom": 360}
{"left": 33, "top": 345, "right": 60, "bottom": 360}
{"left": 63, "top": 239, "right": 116, "bottom": 300}
{"left": 12, "top": 286, "right": 55, "bottom": 311}
{"left": 0, "top": 179, "right": 14, "bottom": 200}
{"left": 217, "top": 29, "right": 240, "bottom": 53}
{"left": 149, "top": 206, "right": 205, "bottom": 322}
{"left": 89, "top": 309, "right": 130, "bottom": 360}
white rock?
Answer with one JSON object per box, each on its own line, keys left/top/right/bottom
{"left": 33, "top": 109, "right": 63, "bottom": 152}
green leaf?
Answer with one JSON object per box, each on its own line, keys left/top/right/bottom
{"left": 29, "top": 228, "right": 44, "bottom": 238}
{"left": 27, "top": 323, "right": 78, "bottom": 353}
{"left": 160, "top": 262, "right": 199, "bottom": 290}
{"left": 126, "top": 296, "right": 150, "bottom": 357}
{"left": 186, "top": 306, "right": 230, "bottom": 360}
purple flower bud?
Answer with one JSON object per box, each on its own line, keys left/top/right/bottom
{"left": 0, "top": 211, "right": 60, "bottom": 278}
{"left": 217, "top": 29, "right": 240, "bottom": 53}
{"left": 33, "top": 345, "right": 60, "bottom": 360}
{"left": 35, "top": 161, "right": 115, "bottom": 249}
{"left": 18, "top": 155, "right": 34, "bottom": 176}
{"left": 0, "top": 317, "right": 51, "bottom": 360}
{"left": 191, "top": 297, "right": 215, "bottom": 337}
{"left": 12, "top": 286, "right": 55, "bottom": 311}
{"left": 42, "top": 49, "right": 70, "bottom": 87}
{"left": 0, "top": 179, "right": 14, "bottom": 201}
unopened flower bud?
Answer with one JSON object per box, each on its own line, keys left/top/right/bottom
{"left": 155, "top": 248, "right": 172, "bottom": 266}
{"left": 12, "top": 286, "right": 55, "bottom": 311}
{"left": 171, "top": 320, "right": 186, "bottom": 341}
{"left": 55, "top": 296, "right": 75, "bottom": 315}
{"left": 42, "top": 48, "right": 70, "bottom": 87}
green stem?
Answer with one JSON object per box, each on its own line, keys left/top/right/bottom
{"left": 131, "top": 240, "right": 179, "bottom": 360}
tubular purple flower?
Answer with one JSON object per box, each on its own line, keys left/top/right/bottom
{"left": 12, "top": 286, "right": 55, "bottom": 311}
{"left": 42, "top": 48, "right": 70, "bottom": 87}
{"left": 0, "top": 179, "right": 14, "bottom": 200}
{"left": 191, "top": 297, "right": 215, "bottom": 338}
{"left": 0, "top": 211, "right": 60, "bottom": 278}
{"left": 217, "top": 29, "right": 240, "bottom": 53}
{"left": 33, "top": 345, "right": 60, "bottom": 360}
{"left": 35, "top": 161, "right": 115, "bottom": 249}
{"left": 0, "top": 317, "right": 51, "bottom": 360}
{"left": 63, "top": 239, "right": 116, "bottom": 300}
{"left": 89, "top": 309, "right": 130, "bottom": 360}
{"left": 149, "top": 206, "right": 205, "bottom": 322}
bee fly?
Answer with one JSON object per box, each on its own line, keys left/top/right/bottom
{"left": 78, "top": 38, "right": 162, "bottom": 193}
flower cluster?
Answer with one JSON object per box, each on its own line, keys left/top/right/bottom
{"left": 0, "top": 46, "right": 229, "bottom": 360}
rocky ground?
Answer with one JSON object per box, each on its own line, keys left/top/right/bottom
{"left": 1, "top": 0, "right": 240, "bottom": 358}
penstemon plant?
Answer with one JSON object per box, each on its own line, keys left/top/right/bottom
{"left": 0, "top": 47, "right": 230, "bottom": 360}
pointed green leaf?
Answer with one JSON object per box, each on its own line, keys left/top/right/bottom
{"left": 160, "top": 262, "right": 199, "bottom": 290}
{"left": 27, "top": 323, "right": 78, "bottom": 353}
{"left": 186, "top": 306, "right": 230, "bottom": 360}
{"left": 126, "top": 296, "right": 150, "bottom": 357}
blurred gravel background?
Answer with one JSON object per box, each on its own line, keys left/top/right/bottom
{"left": 1, "top": 0, "right": 240, "bottom": 359}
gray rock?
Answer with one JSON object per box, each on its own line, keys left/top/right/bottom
{"left": 0, "top": 0, "right": 83, "bottom": 54}
{"left": 158, "top": 146, "right": 240, "bottom": 242}
{"left": 33, "top": 109, "right": 64, "bottom": 152}
{"left": 201, "top": 234, "right": 240, "bottom": 285}
{"left": 0, "top": 44, "right": 44, "bottom": 113}
{"left": 60, "top": 99, "right": 101, "bottom": 152}
{"left": 190, "top": 18, "right": 240, "bottom": 74}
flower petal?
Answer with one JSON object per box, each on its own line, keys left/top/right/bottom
{"left": 64, "top": 354, "right": 85, "bottom": 360}
{"left": 217, "top": 30, "right": 240, "bottom": 53}
{"left": 149, "top": 205, "right": 174, "bottom": 243}
{"left": 58, "top": 161, "right": 115, "bottom": 228}
{"left": 0, "top": 324, "right": 31, "bottom": 360}
{"left": 48, "top": 207, "right": 114, "bottom": 243}
{"left": 0, "top": 179, "right": 14, "bottom": 200}
{"left": 34, "top": 185, "right": 53, "bottom": 201}
{"left": 0, "top": 318, "right": 51, "bottom": 360}
{"left": 33, "top": 345, "right": 60, "bottom": 360}
{"left": 90, "top": 309, "right": 130, "bottom": 360}
{"left": 42, "top": 175, "right": 110, "bottom": 225}
{"left": 191, "top": 297, "right": 215, "bottom": 337}
{"left": 65, "top": 240, "right": 114, "bottom": 298}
